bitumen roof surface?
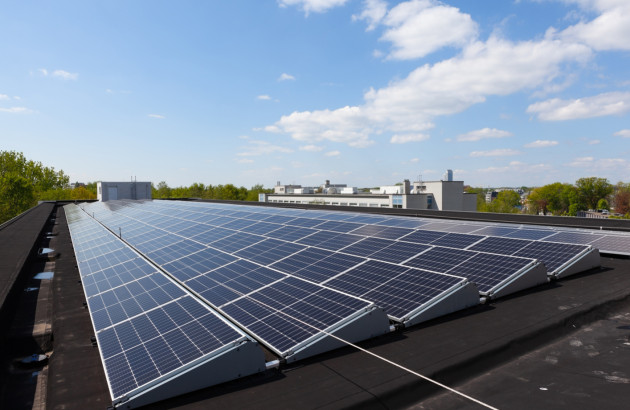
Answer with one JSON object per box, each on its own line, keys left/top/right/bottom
{"left": 1, "top": 202, "right": 630, "bottom": 409}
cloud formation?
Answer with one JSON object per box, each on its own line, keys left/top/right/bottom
{"left": 380, "top": 0, "right": 478, "bottom": 60}
{"left": 527, "top": 91, "right": 630, "bottom": 120}
{"left": 390, "top": 133, "right": 430, "bottom": 144}
{"left": 237, "top": 139, "right": 293, "bottom": 156}
{"left": 524, "top": 140, "right": 559, "bottom": 148}
{"left": 148, "top": 114, "right": 165, "bottom": 119}
{"left": 456, "top": 128, "right": 512, "bottom": 142}
{"left": 278, "top": 0, "right": 349, "bottom": 15}
{"left": 278, "top": 73, "right": 296, "bottom": 81}
{"left": 470, "top": 149, "right": 520, "bottom": 157}
{"left": 614, "top": 129, "right": 630, "bottom": 138}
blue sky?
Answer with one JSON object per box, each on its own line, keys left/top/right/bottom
{"left": 1, "top": 0, "right": 629, "bottom": 189}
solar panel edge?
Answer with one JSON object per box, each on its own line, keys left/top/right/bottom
{"left": 108, "top": 338, "right": 265, "bottom": 408}
{"left": 401, "top": 280, "right": 480, "bottom": 328}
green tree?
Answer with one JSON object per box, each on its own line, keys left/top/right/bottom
{"left": 613, "top": 182, "right": 630, "bottom": 215}
{"left": 0, "top": 151, "right": 70, "bottom": 222}
{"left": 597, "top": 198, "right": 609, "bottom": 211}
{"left": 0, "top": 174, "right": 35, "bottom": 222}
{"left": 527, "top": 183, "right": 576, "bottom": 215}
{"left": 488, "top": 190, "right": 521, "bottom": 213}
{"left": 575, "top": 177, "right": 613, "bottom": 210}
{"left": 154, "top": 181, "right": 171, "bottom": 198}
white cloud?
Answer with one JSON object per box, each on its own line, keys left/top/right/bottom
{"left": 527, "top": 91, "right": 630, "bottom": 121}
{"left": 269, "top": 35, "right": 591, "bottom": 147}
{"left": 237, "top": 140, "right": 293, "bottom": 156}
{"left": 410, "top": 158, "right": 420, "bottom": 163}
{"left": 237, "top": 158, "right": 254, "bottom": 164}
{"left": 278, "top": 73, "right": 296, "bottom": 81}
{"left": 477, "top": 161, "right": 553, "bottom": 174}
{"left": 352, "top": 0, "right": 388, "bottom": 31}
{"left": 524, "top": 140, "right": 559, "bottom": 148}
{"left": 299, "top": 144, "right": 324, "bottom": 152}
{"left": 257, "top": 94, "right": 272, "bottom": 100}
{"left": 52, "top": 70, "right": 78, "bottom": 80}
{"left": 470, "top": 149, "right": 520, "bottom": 157}
{"left": 0, "top": 107, "right": 30, "bottom": 113}
{"left": 381, "top": 0, "right": 478, "bottom": 60}
{"left": 325, "top": 150, "right": 341, "bottom": 157}
{"left": 38, "top": 68, "right": 48, "bottom": 76}
{"left": 456, "top": 128, "right": 512, "bottom": 142}
{"left": 588, "top": 139, "right": 600, "bottom": 145}
{"left": 614, "top": 129, "right": 630, "bottom": 138}
{"left": 148, "top": 114, "right": 165, "bottom": 119}
{"left": 0, "top": 94, "right": 9, "bottom": 100}
{"left": 390, "top": 133, "right": 430, "bottom": 144}
{"left": 560, "top": 1, "right": 630, "bottom": 51}
{"left": 566, "top": 155, "right": 630, "bottom": 173}
{"left": 278, "top": 0, "right": 349, "bottom": 14}
{"left": 269, "top": 105, "right": 375, "bottom": 147}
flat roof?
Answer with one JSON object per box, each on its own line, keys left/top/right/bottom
{"left": 2, "top": 201, "right": 630, "bottom": 409}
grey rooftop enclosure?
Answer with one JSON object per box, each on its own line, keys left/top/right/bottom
{"left": 97, "top": 181, "right": 152, "bottom": 202}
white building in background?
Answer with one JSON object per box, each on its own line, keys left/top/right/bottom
{"left": 261, "top": 171, "right": 477, "bottom": 211}
{"left": 97, "top": 181, "right": 152, "bottom": 202}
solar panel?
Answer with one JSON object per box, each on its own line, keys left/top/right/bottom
{"left": 65, "top": 204, "right": 265, "bottom": 409}
{"left": 323, "top": 260, "right": 479, "bottom": 324}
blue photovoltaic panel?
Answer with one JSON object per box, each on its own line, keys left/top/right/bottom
{"left": 341, "top": 237, "right": 396, "bottom": 257}
{"left": 324, "top": 260, "right": 464, "bottom": 320}
{"left": 209, "top": 232, "right": 264, "bottom": 253}
{"left": 65, "top": 205, "right": 250, "bottom": 403}
{"left": 399, "top": 229, "right": 448, "bottom": 244}
{"left": 513, "top": 241, "right": 589, "bottom": 272}
{"left": 220, "top": 276, "right": 371, "bottom": 355}
{"left": 297, "top": 231, "right": 363, "bottom": 251}
{"left": 265, "top": 225, "right": 318, "bottom": 242}
{"left": 285, "top": 217, "right": 326, "bottom": 228}
{"left": 161, "top": 248, "right": 237, "bottom": 281}
{"left": 446, "top": 253, "right": 535, "bottom": 294}
{"left": 542, "top": 231, "right": 602, "bottom": 245}
{"left": 468, "top": 236, "right": 531, "bottom": 255}
{"left": 233, "top": 238, "right": 306, "bottom": 265}
{"left": 369, "top": 241, "right": 432, "bottom": 264}
{"left": 429, "top": 233, "right": 485, "bottom": 249}
{"left": 240, "top": 221, "right": 284, "bottom": 235}
{"left": 470, "top": 226, "right": 519, "bottom": 237}
{"left": 404, "top": 247, "right": 473, "bottom": 273}
{"left": 314, "top": 220, "right": 364, "bottom": 233}
{"left": 272, "top": 248, "right": 364, "bottom": 283}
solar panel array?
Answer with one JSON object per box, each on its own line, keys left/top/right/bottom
{"left": 65, "top": 199, "right": 603, "bottom": 407}
{"left": 65, "top": 205, "right": 265, "bottom": 408}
